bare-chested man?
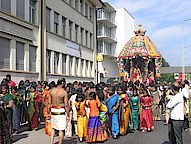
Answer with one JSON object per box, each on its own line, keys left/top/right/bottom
{"left": 48, "top": 78, "right": 70, "bottom": 144}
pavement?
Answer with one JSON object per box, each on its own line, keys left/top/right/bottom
{"left": 13, "top": 121, "right": 191, "bottom": 144}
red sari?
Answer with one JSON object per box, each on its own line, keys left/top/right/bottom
{"left": 140, "top": 96, "right": 154, "bottom": 130}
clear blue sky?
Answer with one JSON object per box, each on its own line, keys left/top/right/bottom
{"left": 104, "top": 0, "right": 191, "bottom": 66}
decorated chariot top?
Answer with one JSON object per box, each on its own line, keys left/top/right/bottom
{"left": 118, "top": 25, "right": 161, "bottom": 59}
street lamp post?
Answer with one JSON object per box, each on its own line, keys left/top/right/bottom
{"left": 182, "top": 18, "right": 191, "bottom": 81}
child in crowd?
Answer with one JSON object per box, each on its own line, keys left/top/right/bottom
{"left": 74, "top": 93, "right": 87, "bottom": 142}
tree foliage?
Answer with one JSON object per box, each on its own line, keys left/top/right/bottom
{"left": 160, "top": 73, "right": 175, "bottom": 82}
{"left": 162, "top": 58, "right": 170, "bottom": 67}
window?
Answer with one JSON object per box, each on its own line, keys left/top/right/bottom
{"left": 80, "top": 0, "right": 83, "bottom": 14}
{"left": 85, "top": 30, "right": 88, "bottom": 46}
{"left": 97, "top": 40, "right": 103, "bottom": 53}
{"left": 54, "top": 52, "right": 59, "bottom": 74}
{"left": 54, "top": 12, "right": 59, "bottom": 34}
{"left": 75, "top": 58, "right": 79, "bottom": 75}
{"left": 69, "top": 0, "right": 73, "bottom": 6}
{"left": 86, "top": 60, "right": 88, "bottom": 72}
{"left": 0, "top": 37, "right": 10, "bottom": 70}
{"left": 29, "top": 45, "right": 36, "bottom": 72}
{"left": 85, "top": 3, "right": 88, "bottom": 17}
{"left": 1, "top": 0, "right": 11, "bottom": 14}
{"left": 81, "top": 59, "right": 84, "bottom": 72}
{"left": 16, "top": 0, "right": 25, "bottom": 19}
{"left": 16, "top": 42, "right": 24, "bottom": 71}
{"left": 81, "top": 28, "right": 83, "bottom": 45}
{"left": 89, "top": 7, "right": 92, "bottom": 20}
{"left": 69, "top": 21, "right": 73, "bottom": 40}
{"left": 62, "top": 54, "right": 66, "bottom": 74}
{"left": 75, "top": 25, "right": 78, "bottom": 42}
{"left": 62, "top": 17, "right": 66, "bottom": 37}
{"left": 90, "top": 33, "right": 92, "bottom": 48}
{"left": 90, "top": 61, "right": 93, "bottom": 76}
{"left": 97, "top": 22, "right": 102, "bottom": 36}
{"left": 97, "top": 9, "right": 102, "bottom": 19}
{"left": 75, "top": 0, "right": 78, "bottom": 10}
{"left": 29, "top": 0, "right": 36, "bottom": 24}
{"left": 46, "top": 50, "right": 51, "bottom": 73}
{"left": 46, "top": 7, "right": 51, "bottom": 31}
{"left": 69, "top": 56, "right": 73, "bottom": 75}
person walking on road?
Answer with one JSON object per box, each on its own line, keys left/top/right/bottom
{"left": 166, "top": 84, "right": 184, "bottom": 144}
{"left": 48, "top": 78, "right": 70, "bottom": 144}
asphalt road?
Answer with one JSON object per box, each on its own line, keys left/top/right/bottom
{"left": 14, "top": 121, "right": 191, "bottom": 144}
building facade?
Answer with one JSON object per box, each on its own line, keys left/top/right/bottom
{"left": 115, "top": 8, "right": 135, "bottom": 57}
{"left": 96, "top": 3, "right": 134, "bottom": 82}
{"left": 0, "top": 0, "right": 103, "bottom": 84}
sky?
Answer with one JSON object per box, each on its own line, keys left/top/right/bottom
{"left": 104, "top": 0, "right": 191, "bottom": 66}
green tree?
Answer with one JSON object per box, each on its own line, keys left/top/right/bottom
{"left": 160, "top": 73, "right": 175, "bottom": 82}
{"left": 162, "top": 58, "right": 170, "bottom": 67}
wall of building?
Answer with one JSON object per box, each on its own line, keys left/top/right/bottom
{"left": 115, "top": 8, "right": 135, "bottom": 57}
{"left": 101, "top": 56, "right": 119, "bottom": 78}
{"left": 0, "top": 0, "right": 101, "bottom": 83}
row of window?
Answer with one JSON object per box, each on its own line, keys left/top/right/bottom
{"left": 97, "top": 22, "right": 116, "bottom": 39}
{"left": 0, "top": 37, "right": 36, "bottom": 72}
{"left": 0, "top": 37, "right": 93, "bottom": 76}
{"left": 46, "top": 49, "right": 93, "bottom": 76}
{"left": 97, "top": 40, "right": 113, "bottom": 55}
{"left": 97, "top": 8, "right": 115, "bottom": 23}
{"left": 46, "top": 7, "right": 93, "bottom": 48}
{"left": 66, "top": 0, "right": 93, "bottom": 21}
{"left": 0, "top": 0, "right": 36, "bottom": 24}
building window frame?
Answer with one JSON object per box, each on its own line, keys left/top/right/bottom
{"left": 54, "top": 12, "right": 59, "bottom": 34}
{"left": 81, "top": 28, "right": 83, "bottom": 45}
{"left": 29, "top": 0, "right": 36, "bottom": 24}
{"left": 69, "top": 21, "right": 73, "bottom": 40}
{"left": 85, "top": 3, "right": 88, "bottom": 18}
{"left": 1, "top": 0, "right": 11, "bottom": 14}
{"left": 75, "top": 24, "right": 78, "bottom": 42}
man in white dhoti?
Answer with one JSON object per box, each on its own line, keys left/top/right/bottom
{"left": 48, "top": 78, "right": 70, "bottom": 144}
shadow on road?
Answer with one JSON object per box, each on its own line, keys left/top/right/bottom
{"left": 162, "top": 141, "right": 170, "bottom": 144}
{"left": 56, "top": 138, "right": 78, "bottom": 144}
{"left": 13, "top": 134, "right": 28, "bottom": 143}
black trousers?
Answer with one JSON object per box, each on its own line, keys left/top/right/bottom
{"left": 168, "top": 119, "right": 184, "bottom": 144}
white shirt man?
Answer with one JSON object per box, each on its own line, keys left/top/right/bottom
{"left": 166, "top": 87, "right": 184, "bottom": 144}
{"left": 166, "top": 92, "right": 184, "bottom": 120}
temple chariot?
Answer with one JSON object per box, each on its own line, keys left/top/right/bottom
{"left": 118, "top": 25, "right": 162, "bottom": 83}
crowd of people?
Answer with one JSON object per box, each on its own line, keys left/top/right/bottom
{"left": 0, "top": 74, "right": 190, "bottom": 144}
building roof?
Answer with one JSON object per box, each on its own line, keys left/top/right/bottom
{"left": 118, "top": 25, "right": 161, "bottom": 59}
{"left": 90, "top": 0, "right": 105, "bottom": 8}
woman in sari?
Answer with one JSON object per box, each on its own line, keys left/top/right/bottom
{"left": 27, "top": 86, "right": 42, "bottom": 130}
{"left": 1, "top": 85, "right": 14, "bottom": 141}
{"left": 0, "top": 97, "right": 12, "bottom": 144}
{"left": 129, "top": 89, "right": 140, "bottom": 130}
{"left": 42, "top": 84, "right": 51, "bottom": 135}
{"left": 11, "top": 86, "right": 22, "bottom": 134}
{"left": 86, "top": 92, "right": 107, "bottom": 143}
{"left": 140, "top": 89, "right": 154, "bottom": 132}
{"left": 18, "top": 80, "right": 27, "bottom": 123}
{"left": 117, "top": 86, "right": 130, "bottom": 135}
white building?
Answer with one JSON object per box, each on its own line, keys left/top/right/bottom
{"left": 115, "top": 8, "right": 135, "bottom": 56}
{"left": 0, "top": 0, "right": 104, "bottom": 84}
{"left": 96, "top": 3, "right": 134, "bottom": 82}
